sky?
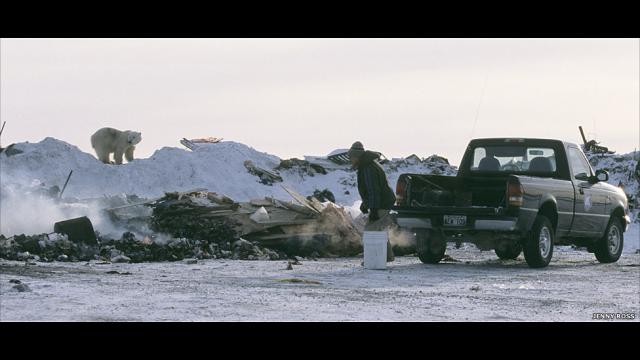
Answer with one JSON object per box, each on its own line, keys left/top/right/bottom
{"left": 1, "top": 38, "right": 638, "bottom": 165}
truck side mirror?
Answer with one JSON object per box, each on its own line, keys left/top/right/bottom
{"left": 575, "top": 173, "right": 590, "bottom": 181}
{"left": 595, "top": 170, "right": 609, "bottom": 182}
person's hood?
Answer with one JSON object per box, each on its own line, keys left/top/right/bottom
{"left": 357, "top": 150, "right": 381, "bottom": 169}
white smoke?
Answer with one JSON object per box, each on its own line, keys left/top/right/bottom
{"left": 0, "top": 182, "right": 124, "bottom": 238}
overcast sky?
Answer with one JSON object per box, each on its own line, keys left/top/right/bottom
{"left": 1, "top": 38, "right": 638, "bottom": 165}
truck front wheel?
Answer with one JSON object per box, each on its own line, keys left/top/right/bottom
{"left": 523, "top": 215, "right": 554, "bottom": 268}
{"left": 594, "top": 217, "right": 624, "bottom": 263}
{"left": 416, "top": 229, "right": 446, "bottom": 264}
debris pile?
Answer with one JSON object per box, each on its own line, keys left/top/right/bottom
{"left": 0, "top": 233, "right": 97, "bottom": 262}
{"left": 276, "top": 158, "right": 327, "bottom": 177}
{"left": 386, "top": 154, "right": 455, "bottom": 175}
{"left": 146, "top": 187, "right": 363, "bottom": 258}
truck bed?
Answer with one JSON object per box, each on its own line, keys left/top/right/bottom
{"left": 398, "top": 173, "right": 510, "bottom": 209}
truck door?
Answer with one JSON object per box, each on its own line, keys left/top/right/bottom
{"left": 567, "top": 146, "right": 608, "bottom": 237}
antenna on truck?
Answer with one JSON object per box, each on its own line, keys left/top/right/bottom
{"left": 469, "top": 71, "right": 489, "bottom": 141}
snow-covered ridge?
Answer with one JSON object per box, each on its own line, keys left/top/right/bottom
{"left": 0, "top": 137, "right": 456, "bottom": 204}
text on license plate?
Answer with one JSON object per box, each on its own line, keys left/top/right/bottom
{"left": 444, "top": 215, "right": 467, "bottom": 226}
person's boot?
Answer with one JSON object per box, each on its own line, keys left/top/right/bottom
{"left": 387, "top": 240, "right": 395, "bottom": 262}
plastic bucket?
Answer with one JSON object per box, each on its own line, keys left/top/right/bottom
{"left": 363, "top": 231, "right": 388, "bottom": 270}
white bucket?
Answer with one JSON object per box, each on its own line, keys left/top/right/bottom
{"left": 363, "top": 231, "right": 388, "bottom": 270}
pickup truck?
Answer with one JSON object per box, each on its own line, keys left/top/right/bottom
{"left": 393, "top": 138, "right": 631, "bottom": 268}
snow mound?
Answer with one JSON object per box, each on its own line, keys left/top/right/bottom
{"left": 586, "top": 151, "right": 639, "bottom": 200}
{"left": 0, "top": 137, "right": 456, "bottom": 206}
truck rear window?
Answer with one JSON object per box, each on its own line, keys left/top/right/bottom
{"left": 470, "top": 146, "right": 557, "bottom": 173}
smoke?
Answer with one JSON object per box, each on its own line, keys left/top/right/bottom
{"left": 0, "top": 182, "right": 125, "bottom": 238}
{"left": 388, "top": 227, "right": 416, "bottom": 247}
{"left": 343, "top": 200, "right": 364, "bottom": 220}
{"left": 342, "top": 200, "right": 416, "bottom": 249}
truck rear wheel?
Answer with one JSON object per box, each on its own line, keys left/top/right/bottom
{"left": 495, "top": 241, "right": 522, "bottom": 260}
{"left": 416, "top": 229, "right": 446, "bottom": 264}
{"left": 594, "top": 217, "right": 623, "bottom": 263}
{"left": 523, "top": 215, "right": 554, "bottom": 268}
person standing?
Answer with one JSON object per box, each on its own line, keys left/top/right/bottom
{"left": 348, "top": 141, "right": 396, "bottom": 261}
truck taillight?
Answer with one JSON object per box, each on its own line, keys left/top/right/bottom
{"left": 396, "top": 178, "right": 407, "bottom": 206}
{"left": 507, "top": 180, "right": 524, "bottom": 207}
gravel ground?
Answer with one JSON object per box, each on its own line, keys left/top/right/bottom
{"left": 1, "top": 246, "right": 638, "bottom": 322}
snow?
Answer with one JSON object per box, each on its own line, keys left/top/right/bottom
{"left": 1, "top": 249, "right": 638, "bottom": 321}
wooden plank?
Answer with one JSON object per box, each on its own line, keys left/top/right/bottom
{"left": 251, "top": 220, "right": 314, "bottom": 226}
{"left": 198, "top": 210, "right": 236, "bottom": 217}
{"left": 272, "top": 199, "right": 316, "bottom": 216}
{"left": 180, "top": 138, "right": 196, "bottom": 150}
{"left": 252, "top": 232, "right": 328, "bottom": 241}
{"left": 281, "top": 185, "right": 321, "bottom": 214}
{"left": 207, "top": 192, "right": 236, "bottom": 205}
{"left": 106, "top": 200, "right": 158, "bottom": 212}
{"left": 250, "top": 198, "right": 274, "bottom": 207}
{"left": 309, "top": 197, "right": 326, "bottom": 210}
{"left": 244, "top": 160, "right": 283, "bottom": 182}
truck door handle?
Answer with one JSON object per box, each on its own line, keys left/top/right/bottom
{"left": 579, "top": 188, "right": 584, "bottom": 195}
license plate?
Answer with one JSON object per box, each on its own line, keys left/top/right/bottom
{"left": 444, "top": 215, "right": 467, "bottom": 226}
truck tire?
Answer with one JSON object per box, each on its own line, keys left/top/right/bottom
{"left": 523, "top": 215, "right": 554, "bottom": 268}
{"left": 416, "top": 229, "right": 446, "bottom": 264}
{"left": 594, "top": 217, "right": 624, "bottom": 263}
{"left": 495, "top": 241, "right": 522, "bottom": 260}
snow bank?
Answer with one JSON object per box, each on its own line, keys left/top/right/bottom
{"left": 0, "top": 138, "right": 456, "bottom": 203}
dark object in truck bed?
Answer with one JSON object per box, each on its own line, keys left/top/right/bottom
{"left": 421, "top": 189, "right": 454, "bottom": 206}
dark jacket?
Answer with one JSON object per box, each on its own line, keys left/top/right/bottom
{"left": 356, "top": 151, "right": 396, "bottom": 210}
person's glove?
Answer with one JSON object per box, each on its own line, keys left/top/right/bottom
{"left": 360, "top": 202, "right": 368, "bottom": 214}
{"left": 369, "top": 209, "right": 379, "bottom": 221}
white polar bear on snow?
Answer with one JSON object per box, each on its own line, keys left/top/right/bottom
{"left": 91, "top": 127, "right": 142, "bottom": 165}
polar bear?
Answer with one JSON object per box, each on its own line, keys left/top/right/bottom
{"left": 91, "top": 127, "right": 142, "bottom": 165}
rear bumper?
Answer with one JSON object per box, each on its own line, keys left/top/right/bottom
{"left": 395, "top": 216, "right": 519, "bottom": 232}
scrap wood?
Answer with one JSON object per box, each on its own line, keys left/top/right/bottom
{"left": 190, "top": 137, "right": 223, "bottom": 143}
{"left": 177, "top": 188, "right": 208, "bottom": 200}
{"left": 207, "top": 192, "right": 237, "bottom": 205}
{"left": 160, "top": 188, "right": 208, "bottom": 200}
{"left": 281, "top": 185, "right": 322, "bottom": 213}
{"left": 244, "top": 160, "right": 283, "bottom": 183}
{"left": 308, "top": 196, "right": 325, "bottom": 210}
{"left": 252, "top": 232, "right": 328, "bottom": 241}
{"left": 250, "top": 219, "right": 314, "bottom": 227}
{"left": 106, "top": 199, "right": 158, "bottom": 212}
{"left": 250, "top": 198, "right": 275, "bottom": 207}
{"left": 180, "top": 137, "right": 223, "bottom": 151}
{"left": 266, "top": 198, "right": 313, "bottom": 215}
